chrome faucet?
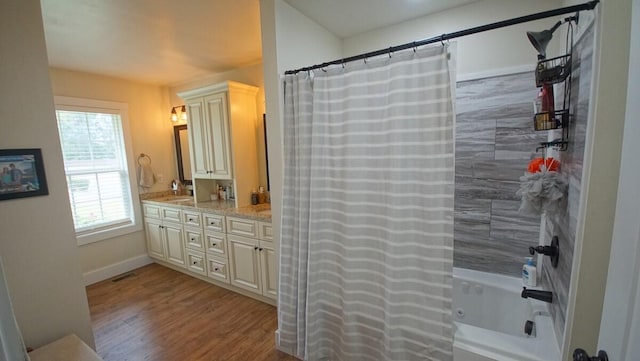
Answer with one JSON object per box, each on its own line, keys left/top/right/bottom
{"left": 521, "top": 287, "right": 553, "bottom": 303}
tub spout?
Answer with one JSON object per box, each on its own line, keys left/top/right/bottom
{"left": 521, "top": 287, "right": 553, "bottom": 303}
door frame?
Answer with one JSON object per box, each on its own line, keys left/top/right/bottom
{"left": 597, "top": 0, "right": 640, "bottom": 359}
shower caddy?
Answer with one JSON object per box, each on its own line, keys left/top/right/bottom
{"left": 533, "top": 17, "right": 576, "bottom": 152}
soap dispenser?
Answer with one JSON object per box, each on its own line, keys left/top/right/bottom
{"left": 522, "top": 257, "right": 537, "bottom": 287}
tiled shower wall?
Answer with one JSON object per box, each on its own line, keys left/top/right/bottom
{"left": 454, "top": 72, "right": 547, "bottom": 276}
{"left": 540, "top": 22, "right": 594, "bottom": 346}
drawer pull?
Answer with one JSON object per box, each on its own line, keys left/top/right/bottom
{"left": 214, "top": 268, "right": 219, "bottom": 271}
{"left": 191, "top": 238, "right": 196, "bottom": 241}
{"left": 212, "top": 243, "right": 217, "bottom": 246}
{"left": 188, "top": 218, "right": 194, "bottom": 222}
{"left": 254, "top": 246, "right": 258, "bottom": 250}
{"left": 259, "top": 248, "right": 263, "bottom": 251}
{"left": 192, "top": 261, "right": 198, "bottom": 265}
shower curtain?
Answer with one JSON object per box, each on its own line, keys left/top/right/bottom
{"left": 279, "top": 45, "right": 455, "bottom": 361}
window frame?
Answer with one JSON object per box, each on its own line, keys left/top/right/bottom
{"left": 54, "top": 96, "right": 142, "bottom": 246}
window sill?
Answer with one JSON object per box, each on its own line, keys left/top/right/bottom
{"left": 77, "top": 222, "right": 143, "bottom": 246}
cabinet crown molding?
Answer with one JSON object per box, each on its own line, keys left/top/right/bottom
{"left": 177, "top": 80, "right": 259, "bottom": 99}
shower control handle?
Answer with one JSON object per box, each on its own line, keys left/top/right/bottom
{"left": 528, "top": 236, "right": 559, "bottom": 268}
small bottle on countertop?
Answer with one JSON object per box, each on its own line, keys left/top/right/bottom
{"left": 251, "top": 189, "right": 259, "bottom": 205}
{"left": 522, "top": 257, "right": 537, "bottom": 287}
{"left": 258, "top": 186, "right": 266, "bottom": 204}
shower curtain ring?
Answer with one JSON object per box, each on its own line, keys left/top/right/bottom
{"left": 441, "top": 34, "right": 447, "bottom": 46}
{"left": 412, "top": 42, "right": 417, "bottom": 52}
{"left": 341, "top": 59, "right": 346, "bottom": 68}
{"left": 363, "top": 57, "right": 367, "bottom": 64}
{"left": 388, "top": 47, "right": 393, "bottom": 58}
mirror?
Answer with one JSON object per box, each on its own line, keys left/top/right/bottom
{"left": 174, "top": 125, "right": 192, "bottom": 184}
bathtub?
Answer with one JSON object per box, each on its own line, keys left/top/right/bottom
{"left": 452, "top": 268, "right": 560, "bottom": 361}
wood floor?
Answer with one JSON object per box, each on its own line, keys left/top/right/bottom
{"left": 86, "top": 263, "right": 299, "bottom": 361}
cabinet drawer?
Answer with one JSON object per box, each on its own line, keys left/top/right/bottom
{"left": 185, "top": 227, "right": 204, "bottom": 251}
{"left": 226, "top": 217, "right": 257, "bottom": 238}
{"left": 258, "top": 222, "right": 273, "bottom": 241}
{"left": 143, "top": 203, "right": 161, "bottom": 219}
{"left": 183, "top": 211, "right": 202, "bottom": 228}
{"left": 186, "top": 250, "right": 206, "bottom": 275}
{"left": 161, "top": 207, "right": 182, "bottom": 223}
{"left": 205, "top": 231, "right": 227, "bottom": 257}
{"left": 203, "top": 213, "right": 225, "bottom": 233}
{"left": 207, "top": 256, "right": 230, "bottom": 283}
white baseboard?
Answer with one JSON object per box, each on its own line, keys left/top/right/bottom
{"left": 83, "top": 254, "right": 153, "bottom": 286}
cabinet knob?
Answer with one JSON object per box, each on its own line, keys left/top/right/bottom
{"left": 259, "top": 248, "right": 263, "bottom": 251}
{"left": 254, "top": 246, "right": 258, "bottom": 250}
{"left": 188, "top": 218, "right": 193, "bottom": 222}
{"left": 191, "top": 238, "right": 195, "bottom": 241}
{"left": 193, "top": 261, "right": 197, "bottom": 265}
{"left": 214, "top": 268, "right": 219, "bottom": 271}
{"left": 212, "top": 243, "right": 217, "bottom": 246}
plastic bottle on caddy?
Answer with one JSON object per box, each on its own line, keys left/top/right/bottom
{"left": 522, "top": 257, "right": 537, "bottom": 287}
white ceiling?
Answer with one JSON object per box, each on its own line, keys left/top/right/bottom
{"left": 41, "top": 0, "right": 263, "bottom": 85}
{"left": 283, "top": 0, "right": 483, "bottom": 38}
{"left": 40, "top": 0, "right": 482, "bottom": 86}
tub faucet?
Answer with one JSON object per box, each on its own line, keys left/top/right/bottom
{"left": 521, "top": 287, "right": 553, "bottom": 303}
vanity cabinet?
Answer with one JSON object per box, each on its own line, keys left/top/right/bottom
{"left": 143, "top": 200, "right": 275, "bottom": 303}
{"left": 227, "top": 218, "right": 277, "bottom": 300}
{"left": 178, "top": 81, "right": 260, "bottom": 207}
{"left": 143, "top": 205, "right": 186, "bottom": 269}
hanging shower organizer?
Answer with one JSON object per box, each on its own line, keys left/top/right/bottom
{"left": 533, "top": 17, "right": 576, "bottom": 152}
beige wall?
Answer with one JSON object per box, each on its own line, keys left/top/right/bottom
{"left": 0, "top": 0, "right": 94, "bottom": 349}
{"left": 168, "top": 63, "right": 270, "bottom": 190}
{"left": 342, "top": 0, "right": 565, "bottom": 77}
{"left": 49, "top": 68, "right": 171, "bottom": 274}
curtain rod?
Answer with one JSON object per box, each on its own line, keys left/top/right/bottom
{"left": 284, "top": 0, "right": 599, "bottom": 75}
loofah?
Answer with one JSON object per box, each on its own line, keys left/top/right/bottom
{"left": 517, "top": 166, "right": 568, "bottom": 216}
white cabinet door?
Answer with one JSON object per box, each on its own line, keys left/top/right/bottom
{"left": 186, "top": 250, "right": 207, "bottom": 276}
{"left": 186, "top": 98, "right": 211, "bottom": 179}
{"left": 185, "top": 228, "right": 204, "bottom": 252}
{"left": 259, "top": 240, "right": 277, "bottom": 300}
{"left": 228, "top": 234, "right": 261, "bottom": 294}
{"left": 164, "top": 222, "right": 186, "bottom": 268}
{"left": 204, "top": 93, "right": 232, "bottom": 179}
{"left": 145, "top": 218, "right": 165, "bottom": 260}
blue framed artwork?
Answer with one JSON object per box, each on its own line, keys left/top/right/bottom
{"left": 0, "top": 148, "right": 49, "bottom": 201}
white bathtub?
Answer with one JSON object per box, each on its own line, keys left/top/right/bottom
{"left": 452, "top": 268, "right": 560, "bottom": 361}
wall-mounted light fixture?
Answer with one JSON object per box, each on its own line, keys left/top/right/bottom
{"left": 171, "top": 105, "right": 187, "bottom": 122}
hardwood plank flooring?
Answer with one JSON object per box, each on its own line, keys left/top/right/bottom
{"left": 86, "top": 263, "right": 299, "bottom": 361}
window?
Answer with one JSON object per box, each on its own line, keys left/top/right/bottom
{"left": 55, "top": 97, "right": 141, "bottom": 245}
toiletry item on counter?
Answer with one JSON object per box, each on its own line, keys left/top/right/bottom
{"left": 258, "top": 186, "right": 266, "bottom": 204}
{"left": 226, "top": 185, "right": 234, "bottom": 200}
{"left": 251, "top": 189, "right": 259, "bottom": 205}
{"left": 210, "top": 192, "right": 218, "bottom": 201}
{"left": 218, "top": 185, "right": 227, "bottom": 200}
{"left": 522, "top": 257, "right": 537, "bottom": 287}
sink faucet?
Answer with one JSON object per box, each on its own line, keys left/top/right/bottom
{"left": 521, "top": 287, "right": 553, "bottom": 303}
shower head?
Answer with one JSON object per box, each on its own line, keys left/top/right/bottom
{"left": 526, "top": 20, "right": 562, "bottom": 58}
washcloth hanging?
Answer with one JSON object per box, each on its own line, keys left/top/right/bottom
{"left": 137, "top": 153, "right": 155, "bottom": 189}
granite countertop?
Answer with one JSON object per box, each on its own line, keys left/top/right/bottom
{"left": 143, "top": 195, "right": 272, "bottom": 222}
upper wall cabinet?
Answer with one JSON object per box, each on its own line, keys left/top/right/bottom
{"left": 185, "top": 93, "right": 231, "bottom": 179}
{"left": 178, "top": 81, "right": 260, "bottom": 206}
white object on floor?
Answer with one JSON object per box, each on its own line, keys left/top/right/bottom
{"left": 29, "top": 334, "right": 103, "bottom": 361}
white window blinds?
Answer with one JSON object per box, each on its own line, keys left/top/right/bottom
{"left": 56, "top": 109, "right": 134, "bottom": 235}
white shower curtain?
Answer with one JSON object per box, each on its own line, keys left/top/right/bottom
{"left": 279, "top": 45, "right": 455, "bottom": 361}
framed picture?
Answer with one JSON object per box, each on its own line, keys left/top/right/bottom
{"left": 0, "top": 148, "right": 49, "bottom": 201}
